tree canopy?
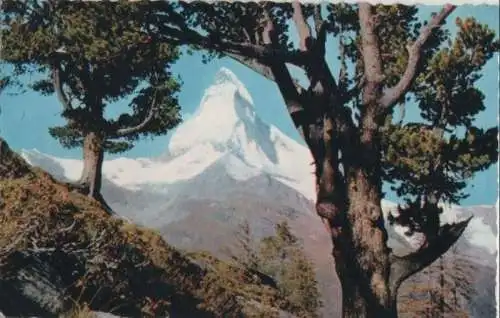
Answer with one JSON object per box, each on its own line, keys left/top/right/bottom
{"left": 227, "top": 220, "right": 323, "bottom": 317}
{"left": 153, "top": 2, "right": 498, "bottom": 207}
{"left": 1, "top": 0, "right": 182, "bottom": 154}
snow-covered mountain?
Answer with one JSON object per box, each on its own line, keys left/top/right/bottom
{"left": 20, "top": 68, "right": 497, "bottom": 259}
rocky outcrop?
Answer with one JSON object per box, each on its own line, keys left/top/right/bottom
{"left": 0, "top": 252, "right": 69, "bottom": 316}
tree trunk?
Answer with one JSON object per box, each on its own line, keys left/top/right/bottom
{"left": 78, "top": 132, "right": 104, "bottom": 199}
{"left": 333, "top": 227, "right": 398, "bottom": 317}
{"left": 75, "top": 132, "right": 113, "bottom": 214}
{"left": 326, "top": 166, "right": 397, "bottom": 318}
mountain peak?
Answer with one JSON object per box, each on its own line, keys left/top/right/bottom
{"left": 206, "top": 67, "right": 254, "bottom": 106}
{"left": 167, "top": 68, "right": 266, "bottom": 158}
{"left": 214, "top": 67, "right": 243, "bottom": 85}
{"left": 164, "top": 67, "right": 314, "bottom": 195}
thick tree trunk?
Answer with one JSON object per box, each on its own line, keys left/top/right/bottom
{"left": 339, "top": 283, "right": 397, "bottom": 318}
{"left": 78, "top": 132, "right": 104, "bottom": 199}
{"left": 329, "top": 169, "right": 397, "bottom": 318}
{"left": 332, "top": 225, "right": 398, "bottom": 317}
{"left": 75, "top": 132, "right": 113, "bottom": 214}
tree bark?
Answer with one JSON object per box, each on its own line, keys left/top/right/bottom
{"left": 75, "top": 132, "right": 113, "bottom": 214}
{"left": 78, "top": 132, "right": 104, "bottom": 199}
{"left": 329, "top": 165, "right": 396, "bottom": 318}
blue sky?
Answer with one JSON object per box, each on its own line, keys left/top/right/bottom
{"left": 0, "top": 5, "right": 498, "bottom": 205}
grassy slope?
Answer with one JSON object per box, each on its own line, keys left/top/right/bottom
{"left": 0, "top": 138, "right": 291, "bottom": 318}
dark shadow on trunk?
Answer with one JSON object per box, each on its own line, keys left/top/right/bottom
{"left": 71, "top": 132, "right": 114, "bottom": 215}
{"left": 332, "top": 174, "right": 396, "bottom": 318}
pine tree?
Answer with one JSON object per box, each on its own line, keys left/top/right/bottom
{"left": 225, "top": 220, "right": 261, "bottom": 270}
{"left": 398, "top": 246, "right": 475, "bottom": 317}
{"left": 259, "top": 221, "right": 322, "bottom": 317}
{"left": 227, "top": 220, "right": 322, "bottom": 317}
{"left": 1, "top": 1, "right": 182, "bottom": 211}
{"left": 151, "top": 3, "right": 498, "bottom": 315}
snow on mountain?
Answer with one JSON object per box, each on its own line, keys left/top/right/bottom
{"left": 167, "top": 67, "right": 315, "bottom": 197}
{"left": 23, "top": 67, "right": 315, "bottom": 200}
{"left": 19, "top": 67, "right": 497, "bottom": 260}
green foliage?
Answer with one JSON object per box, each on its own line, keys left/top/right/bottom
{"left": 382, "top": 16, "right": 498, "bottom": 208}
{"left": 228, "top": 220, "right": 322, "bottom": 317}
{"left": 1, "top": 0, "right": 182, "bottom": 154}
{"left": 259, "top": 221, "right": 322, "bottom": 317}
{"left": 227, "top": 220, "right": 261, "bottom": 270}
{"left": 415, "top": 17, "right": 498, "bottom": 127}
{"left": 178, "top": 1, "right": 294, "bottom": 51}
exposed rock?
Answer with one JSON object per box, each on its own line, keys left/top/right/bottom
{"left": 0, "top": 252, "right": 69, "bottom": 316}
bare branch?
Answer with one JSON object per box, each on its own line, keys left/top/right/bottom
{"left": 358, "top": 3, "right": 384, "bottom": 88}
{"left": 397, "top": 103, "right": 406, "bottom": 125}
{"left": 389, "top": 216, "right": 472, "bottom": 295}
{"left": 292, "top": 2, "right": 312, "bottom": 51}
{"left": 115, "top": 89, "right": 158, "bottom": 137}
{"left": 338, "top": 36, "right": 348, "bottom": 91}
{"left": 380, "top": 4, "right": 457, "bottom": 109}
{"left": 269, "top": 68, "right": 304, "bottom": 124}
{"left": 316, "top": 24, "right": 328, "bottom": 54}
{"left": 254, "top": 30, "right": 261, "bottom": 46}
{"left": 242, "top": 27, "right": 252, "bottom": 44}
{"left": 226, "top": 53, "right": 275, "bottom": 82}
{"left": 51, "top": 63, "right": 72, "bottom": 111}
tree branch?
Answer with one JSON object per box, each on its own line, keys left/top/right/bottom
{"left": 358, "top": 3, "right": 384, "bottom": 89}
{"left": 380, "top": 4, "right": 456, "bottom": 109}
{"left": 115, "top": 89, "right": 158, "bottom": 137}
{"left": 313, "top": 5, "right": 327, "bottom": 55}
{"left": 226, "top": 53, "right": 275, "bottom": 82}
{"left": 338, "top": 36, "right": 348, "bottom": 92}
{"left": 313, "top": 5, "right": 324, "bottom": 35}
{"left": 257, "top": 6, "right": 307, "bottom": 138}
{"left": 225, "top": 52, "right": 306, "bottom": 93}
{"left": 157, "top": 20, "right": 306, "bottom": 66}
{"left": 241, "top": 27, "right": 252, "bottom": 44}
{"left": 292, "top": 2, "right": 312, "bottom": 52}
{"left": 389, "top": 216, "right": 472, "bottom": 295}
{"left": 261, "top": 5, "right": 277, "bottom": 46}
{"left": 51, "top": 63, "right": 72, "bottom": 111}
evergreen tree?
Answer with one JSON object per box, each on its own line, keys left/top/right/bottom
{"left": 1, "top": 1, "right": 182, "bottom": 210}
{"left": 225, "top": 220, "right": 261, "bottom": 270}
{"left": 227, "top": 220, "right": 322, "bottom": 317}
{"left": 259, "top": 221, "right": 322, "bottom": 317}
{"left": 398, "top": 246, "right": 475, "bottom": 317}
{"left": 150, "top": 3, "right": 498, "bottom": 315}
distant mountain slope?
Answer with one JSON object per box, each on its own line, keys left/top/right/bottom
{"left": 0, "top": 138, "right": 294, "bottom": 318}
{"left": 19, "top": 68, "right": 498, "bottom": 317}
